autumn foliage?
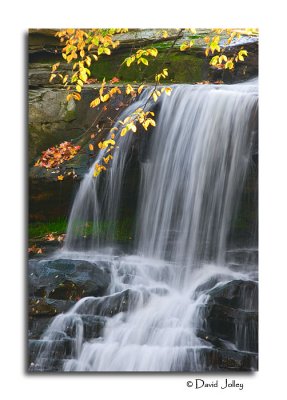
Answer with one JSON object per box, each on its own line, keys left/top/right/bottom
{"left": 35, "top": 28, "right": 258, "bottom": 179}
{"left": 34, "top": 141, "right": 81, "bottom": 169}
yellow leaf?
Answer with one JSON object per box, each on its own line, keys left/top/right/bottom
{"left": 138, "top": 57, "right": 148, "bottom": 66}
{"left": 165, "top": 87, "right": 172, "bottom": 96}
{"left": 103, "top": 139, "right": 115, "bottom": 147}
{"left": 89, "top": 144, "right": 94, "bottom": 151}
{"left": 104, "top": 47, "right": 111, "bottom": 55}
{"left": 126, "top": 56, "right": 135, "bottom": 67}
{"left": 138, "top": 84, "right": 145, "bottom": 94}
{"left": 79, "top": 71, "right": 88, "bottom": 82}
{"left": 52, "top": 62, "right": 60, "bottom": 72}
{"left": 67, "top": 94, "right": 73, "bottom": 101}
{"left": 94, "top": 163, "right": 106, "bottom": 177}
{"left": 80, "top": 49, "right": 85, "bottom": 58}
{"left": 57, "top": 175, "right": 64, "bottom": 181}
{"left": 152, "top": 92, "right": 158, "bottom": 102}
{"left": 49, "top": 73, "right": 56, "bottom": 82}
{"left": 225, "top": 60, "right": 234, "bottom": 70}
{"left": 103, "top": 155, "right": 113, "bottom": 164}
{"left": 148, "top": 48, "right": 158, "bottom": 57}
{"left": 180, "top": 42, "right": 189, "bottom": 51}
{"left": 90, "top": 98, "right": 100, "bottom": 108}
{"left": 85, "top": 56, "right": 91, "bottom": 67}
{"left": 100, "top": 94, "right": 110, "bottom": 102}
{"left": 120, "top": 127, "right": 128, "bottom": 137}
{"left": 72, "top": 92, "right": 81, "bottom": 101}
{"left": 67, "top": 54, "right": 74, "bottom": 63}
{"left": 76, "top": 84, "right": 82, "bottom": 92}
{"left": 162, "top": 30, "right": 168, "bottom": 38}
{"left": 142, "top": 121, "right": 149, "bottom": 130}
{"left": 219, "top": 55, "right": 227, "bottom": 63}
{"left": 210, "top": 56, "right": 219, "bottom": 66}
{"left": 126, "top": 84, "right": 134, "bottom": 95}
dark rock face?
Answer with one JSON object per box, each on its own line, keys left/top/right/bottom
{"left": 28, "top": 258, "right": 111, "bottom": 343}
{"left": 29, "top": 298, "right": 76, "bottom": 317}
{"left": 64, "top": 315, "right": 107, "bottom": 340}
{"left": 196, "top": 279, "right": 258, "bottom": 369}
{"left": 29, "top": 258, "right": 111, "bottom": 300}
{"left": 75, "top": 288, "right": 150, "bottom": 317}
{"left": 194, "top": 348, "right": 258, "bottom": 371}
{"left": 207, "top": 279, "right": 258, "bottom": 311}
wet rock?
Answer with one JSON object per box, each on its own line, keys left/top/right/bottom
{"left": 198, "top": 280, "right": 258, "bottom": 353}
{"left": 29, "top": 259, "right": 111, "bottom": 300}
{"left": 48, "top": 280, "right": 83, "bottom": 300}
{"left": 200, "top": 304, "right": 258, "bottom": 352}
{"left": 64, "top": 315, "right": 107, "bottom": 339}
{"left": 75, "top": 288, "right": 150, "bottom": 317}
{"left": 28, "top": 316, "right": 53, "bottom": 339}
{"left": 29, "top": 357, "right": 66, "bottom": 372}
{"left": 29, "top": 298, "right": 57, "bottom": 317}
{"left": 196, "top": 330, "right": 230, "bottom": 350}
{"left": 207, "top": 279, "right": 258, "bottom": 311}
{"left": 29, "top": 298, "right": 76, "bottom": 317}
{"left": 226, "top": 249, "right": 258, "bottom": 267}
{"left": 191, "top": 348, "right": 258, "bottom": 371}
{"left": 28, "top": 337, "right": 76, "bottom": 367}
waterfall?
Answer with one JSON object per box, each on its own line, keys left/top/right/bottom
{"left": 31, "top": 81, "right": 258, "bottom": 372}
{"left": 136, "top": 83, "right": 258, "bottom": 270}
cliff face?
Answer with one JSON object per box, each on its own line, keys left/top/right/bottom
{"left": 28, "top": 29, "right": 258, "bottom": 225}
{"left": 28, "top": 29, "right": 258, "bottom": 164}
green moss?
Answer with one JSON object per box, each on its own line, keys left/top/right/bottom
{"left": 89, "top": 48, "right": 207, "bottom": 84}
{"left": 63, "top": 108, "right": 76, "bottom": 122}
{"left": 29, "top": 218, "right": 68, "bottom": 239}
{"left": 29, "top": 217, "right": 133, "bottom": 242}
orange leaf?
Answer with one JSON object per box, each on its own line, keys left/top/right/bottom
{"left": 110, "top": 76, "right": 120, "bottom": 83}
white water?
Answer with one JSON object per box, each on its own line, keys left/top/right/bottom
{"left": 33, "top": 81, "right": 258, "bottom": 371}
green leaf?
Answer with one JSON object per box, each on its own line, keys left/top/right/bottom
{"left": 140, "top": 57, "right": 148, "bottom": 66}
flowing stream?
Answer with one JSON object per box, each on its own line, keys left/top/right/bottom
{"left": 32, "top": 81, "right": 258, "bottom": 371}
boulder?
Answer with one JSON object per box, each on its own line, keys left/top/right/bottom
{"left": 198, "top": 280, "right": 258, "bottom": 353}
{"left": 29, "top": 298, "right": 76, "bottom": 317}
{"left": 28, "top": 258, "right": 111, "bottom": 300}
{"left": 207, "top": 279, "right": 258, "bottom": 311}
{"left": 75, "top": 288, "right": 150, "bottom": 317}
{"left": 184, "top": 348, "right": 258, "bottom": 371}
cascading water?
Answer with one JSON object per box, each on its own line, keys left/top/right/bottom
{"left": 30, "top": 81, "right": 258, "bottom": 372}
